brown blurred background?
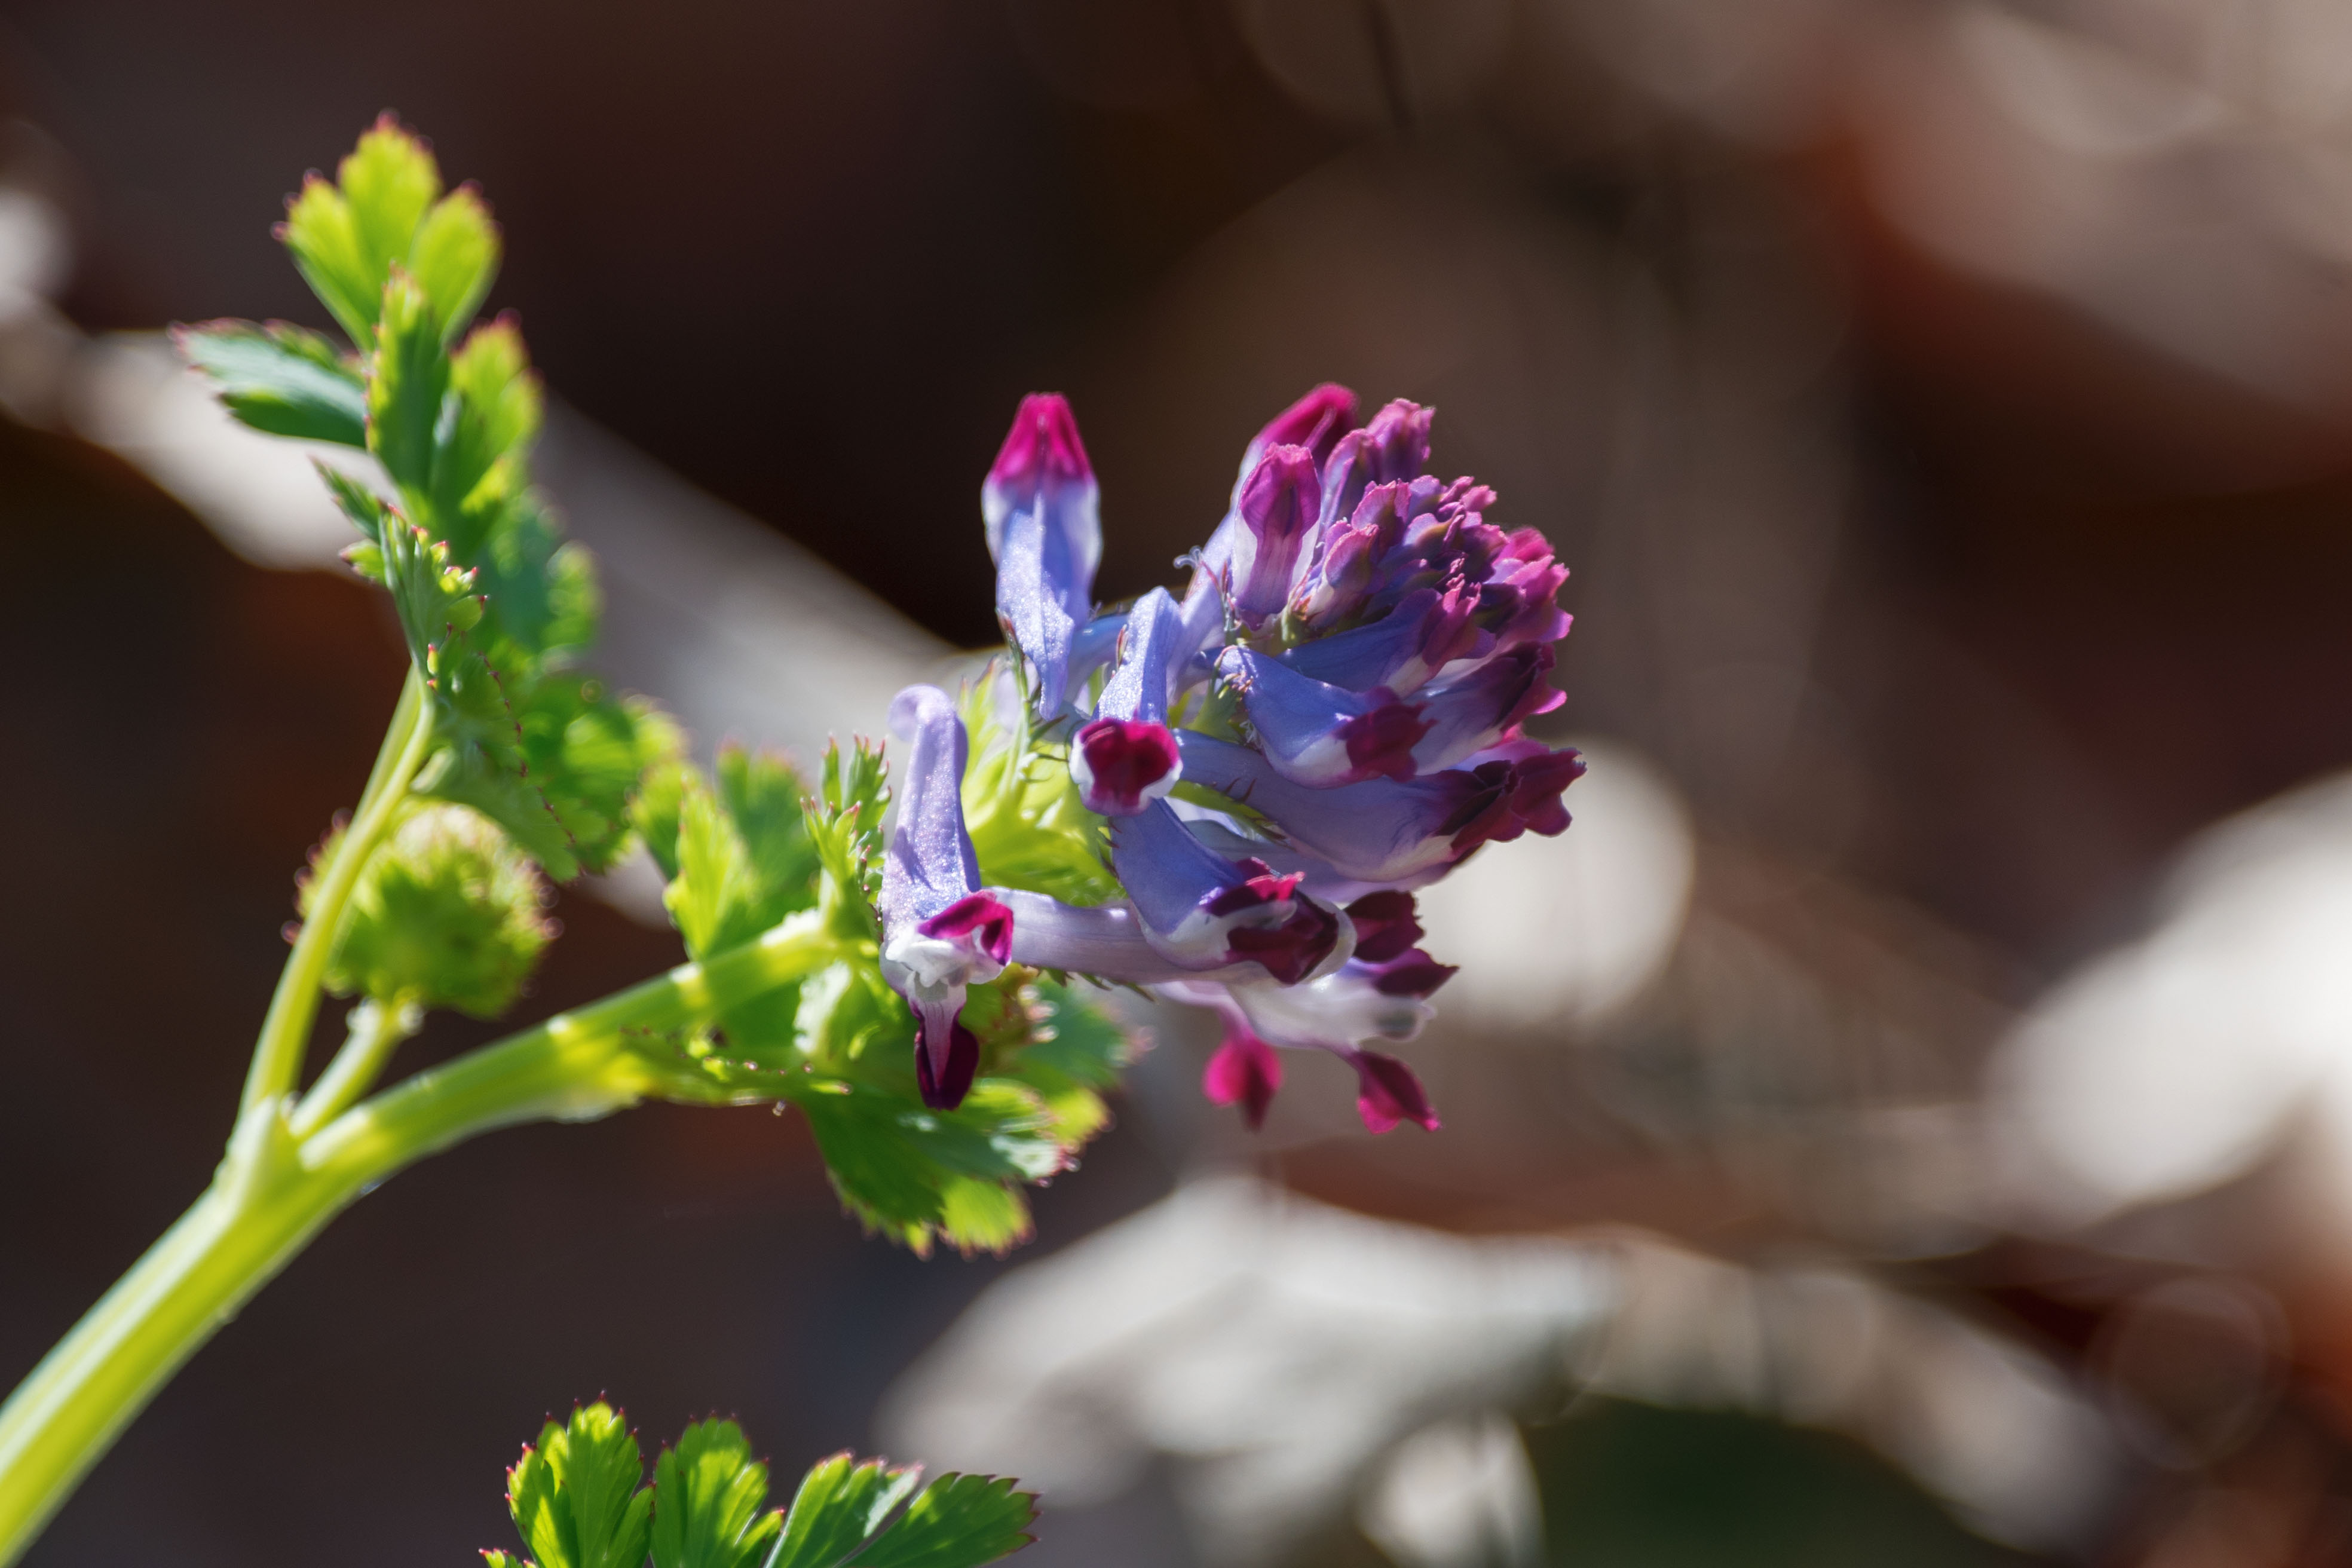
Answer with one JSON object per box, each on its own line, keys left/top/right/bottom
{"left": 11, "top": 0, "right": 2352, "bottom": 1563}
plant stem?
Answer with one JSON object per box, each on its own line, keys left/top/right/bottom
{"left": 287, "top": 999, "right": 419, "bottom": 1140}
{"left": 240, "top": 665, "right": 434, "bottom": 1122}
{"left": 0, "top": 914, "right": 841, "bottom": 1568}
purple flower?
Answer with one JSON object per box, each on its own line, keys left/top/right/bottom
{"left": 1110, "top": 801, "right": 1348, "bottom": 984}
{"left": 961, "top": 382, "right": 1578, "bottom": 1137}
{"left": 1215, "top": 646, "right": 1428, "bottom": 787}
{"left": 1070, "top": 588, "right": 1184, "bottom": 816}
{"left": 1173, "top": 730, "right": 1584, "bottom": 887}
{"left": 1223, "top": 446, "right": 1321, "bottom": 630}
{"left": 983, "top": 395, "right": 1100, "bottom": 717}
{"left": 878, "top": 685, "right": 1012, "bottom": 1110}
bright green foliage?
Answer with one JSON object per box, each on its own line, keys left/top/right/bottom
{"left": 768, "top": 1454, "right": 924, "bottom": 1568}
{"left": 277, "top": 112, "right": 498, "bottom": 350}
{"left": 650, "top": 1420, "right": 779, "bottom": 1568}
{"left": 488, "top": 1405, "right": 1033, "bottom": 1568}
{"left": 304, "top": 801, "right": 553, "bottom": 1016}
{"left": 170, "top": 321, "right": 365, "bottom": 446}
{"left": 507, "top": 1404, "right": 654, "bottom": 1568}
{"left": 960, "top": 673, "right": 1116, "bottom": 909}
{"left": 176, "top": 117, "right": 1144, "bottom": 1262}
{"left": 191, "top": 117, "right": 662, "bottom": 883}
{"left": 847, "top": 1475, "right": 1037, "bottom": 1568}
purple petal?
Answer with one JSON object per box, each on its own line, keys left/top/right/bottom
{"left": 1202, "top": 1028, "right": 1282, "bottom": 1130}
{"left": 1217, "top": 647, "right": 1428, "bottom": 787}
{"left": 1349, "top": 1049, "right": 1440, "bottom": 1133}
{"left": 1224, "top": 445, "right": 1322, "bottom": 629}
{"left": 1174, "top": 730, "right": 1584, "bottom": 886}
{"left": 1095, "top": 587, "right": 1184, "bottom": 725}
{"left": 913, "top": 1009, "right": 981, "bottom": 1110}
{"left": 1407, "top": 643, "right": 1563, "bottom": 775}
{"left": 982, "top": 394, "right": 1101, "bottom": 715}
{"left": 1279, "top": 584, "right": 1489, "bottom": 697}
{"left": 1343, "top": 890, "right": 1424, "bottom": 964}
{"left": 1071, "top": 718, "right": 1181, "bottom": 816}
{"left": 1110, "top": 800, "right": 1347, "bottom": 982}
{"left": 1237, "top": 383, "right": 1358, "bottom": 493}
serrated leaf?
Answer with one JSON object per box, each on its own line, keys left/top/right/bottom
{"left": 667, "top": 770, "right": 760, "bottom": 960}
{"left": 849, "top": 1474, "right": 1036, "bottom": 1568}
{"left": 280, "top": 175, "right": 375, "bottom": 348}
{"left": 409, "top": 183, "right": 501, "bottom": 344}
{"left": 795, "top": 1081, "right": 1061, "bottom": 1256}
{"left": 650, "top": 1419, "right": 780, "bottom": 1568}
{"left": 718, "top": 745, "right": 820, "bottom": 923}
{"left": 423, "top": 672, "right": 678, "bottom": 881}
{"left": 174, "top": 320, "right": 367, "bottom": 445}
{"left": 635, "top": 757, "right": 693, "bottom": 882}
{"left": 339, "top": 115, "right": 442, "bottom": 293}
{"left": 481, "top": 1552, "right": 528, "bottom": 1568}
{"left": 367, "top": 268, "right": 449, "bottom": 493}
{"left": 768, "top": 1453, "right": 923, "bottom": 1568}
{"left": 436, "top": 317, "right": 541, "bottom": 558}
{"left": 508, "top": 1404, "right": 652, "bottom": 1568}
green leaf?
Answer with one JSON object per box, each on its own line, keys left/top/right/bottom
{"left": 634, "top": 757, "right": 693, "bottom": 882}
{"left": 795, "top": 1080, "right": 1064, "bottom": 1256}
{"left": 435, "top": 317, "right": 542, "bottom": 558}
{"left": 650, "top": 1419, "right": 780, "bottom": 1568}
{"left": 278, "top": 115, "right": 445, "bottom": 348}
{"left": 339, "top": 114, "right": 443, "bottom": 295}
{"left": 849, "top": 1474, "right": 1037, "bottom": 1568}
{"left": 366, "top": 268, "right": 449, "bottom": 494}
{"left": 173, "top": 320, "right": 367, "bottom": 445}
{"left": 280, "top": 175, "right": 375, "bottom": 348}
{"left": 768, "top": 1453, "right": 923, "bottom": 1568}
{"left": 666, "top": 769, "right": 760, "bottom": 960}
{"left": 481, "top": 1552, "right": 528, "bottom": 1568}
{"left": 409, "top": 183, "right": 501, "bottom": 344}
{"left": 422, "top": 672, "right": 679, "bottom": 881}
{"left": 718, "top": 745, "right": 820, "bottom": 923}
{"left": 507, "top": 1404, "right": 653, "bottom": 1568}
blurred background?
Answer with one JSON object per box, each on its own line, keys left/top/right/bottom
{"left": 8, "top": 0, "right": 2352, "bottom": 1562}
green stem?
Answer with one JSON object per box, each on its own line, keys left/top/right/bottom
{"left": 240, "top": 666, "right": 434, "bottom": 1122}
{"left": 287, "top": 999, "right": 419, "bottom": 1140}
{"left": 0, "top": 914, "right": 840, "bottom": 1568}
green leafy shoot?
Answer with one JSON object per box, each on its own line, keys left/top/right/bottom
{"left": 643, "top": 748, "right": 821, "bottom": 964}
{"left": 651, "top": 1420, "right": 780, "bottom": 1568}
{"left": 505, "top": 1404, "right": 652, "bottom": 1568}
{"left": 488, "top": 1405, "right": 1033, "bottom": 1568}
{"left": 277, "top": 112, "right": 498, "bottom": 350}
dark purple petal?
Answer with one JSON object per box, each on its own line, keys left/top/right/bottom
{"left": 1238, "top": 383, "right": 1358, "bottom": 488}
{"left": 1217, "top": 647, "right": 1428, "bottom": 788}
{"left": 913, "top": 1010, "right": 981, "bottom": 1110}
{"left": 1349, "top": 1049, "right": 1440, "bottom": 1133}
{"left": 1367, "top": 947, "right": 1457, "bottom": 997}
{"left": 1110, "top": 800, "right": 1346, "bottom": 979}
{"left": 1202, "top": 1029, "right": 1282, "bottom": 1130}
{"left": 1343, "top": 891, "right": 1423, "bottom": 964}
{"left": 918, "top": 890, "right": 1015, "bottom": 968}
{"left": 1225, "top": 445, "right": 1322, "bottom": 629}
{"left": 1071, "top": 718, "right": 1181, "bottom": 816}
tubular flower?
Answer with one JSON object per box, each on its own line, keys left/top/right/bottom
{"left": 983, "top": 394, "right": 1100, "bottom": 718}
{"left": 878, "top": 386, "right": 1579, "bottom": 1126}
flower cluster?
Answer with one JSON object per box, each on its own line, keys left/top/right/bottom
{"left": 880, "top": 387, "right": 1582, "bottom": 1131}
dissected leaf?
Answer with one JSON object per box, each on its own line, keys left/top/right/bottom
{"left": 768, "top": 1453, "right": 923, "bottom": 1568}
{"left": 409, "top": 182, "right": 501, "bottom": 344}
{"left": 435, "top": 317, "right": 541, "bottom": 556}
{"left": 174, "top": 320, "right": 366, "bottom": 445}
{"left": 849, "top": 1474, "right": 1037, "bottom": 1568}
{"left": 367, "top": 268, "right": 449, "bottom": 492}
{"left": 650, "top": 1419, "right": 780, "bottom": 1568}
{"left": 795, "top": 1080, "right": 1064, "bottom": 1256}
{"left": 507, "top": 1404, "right": 652, "bottom": 1568}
